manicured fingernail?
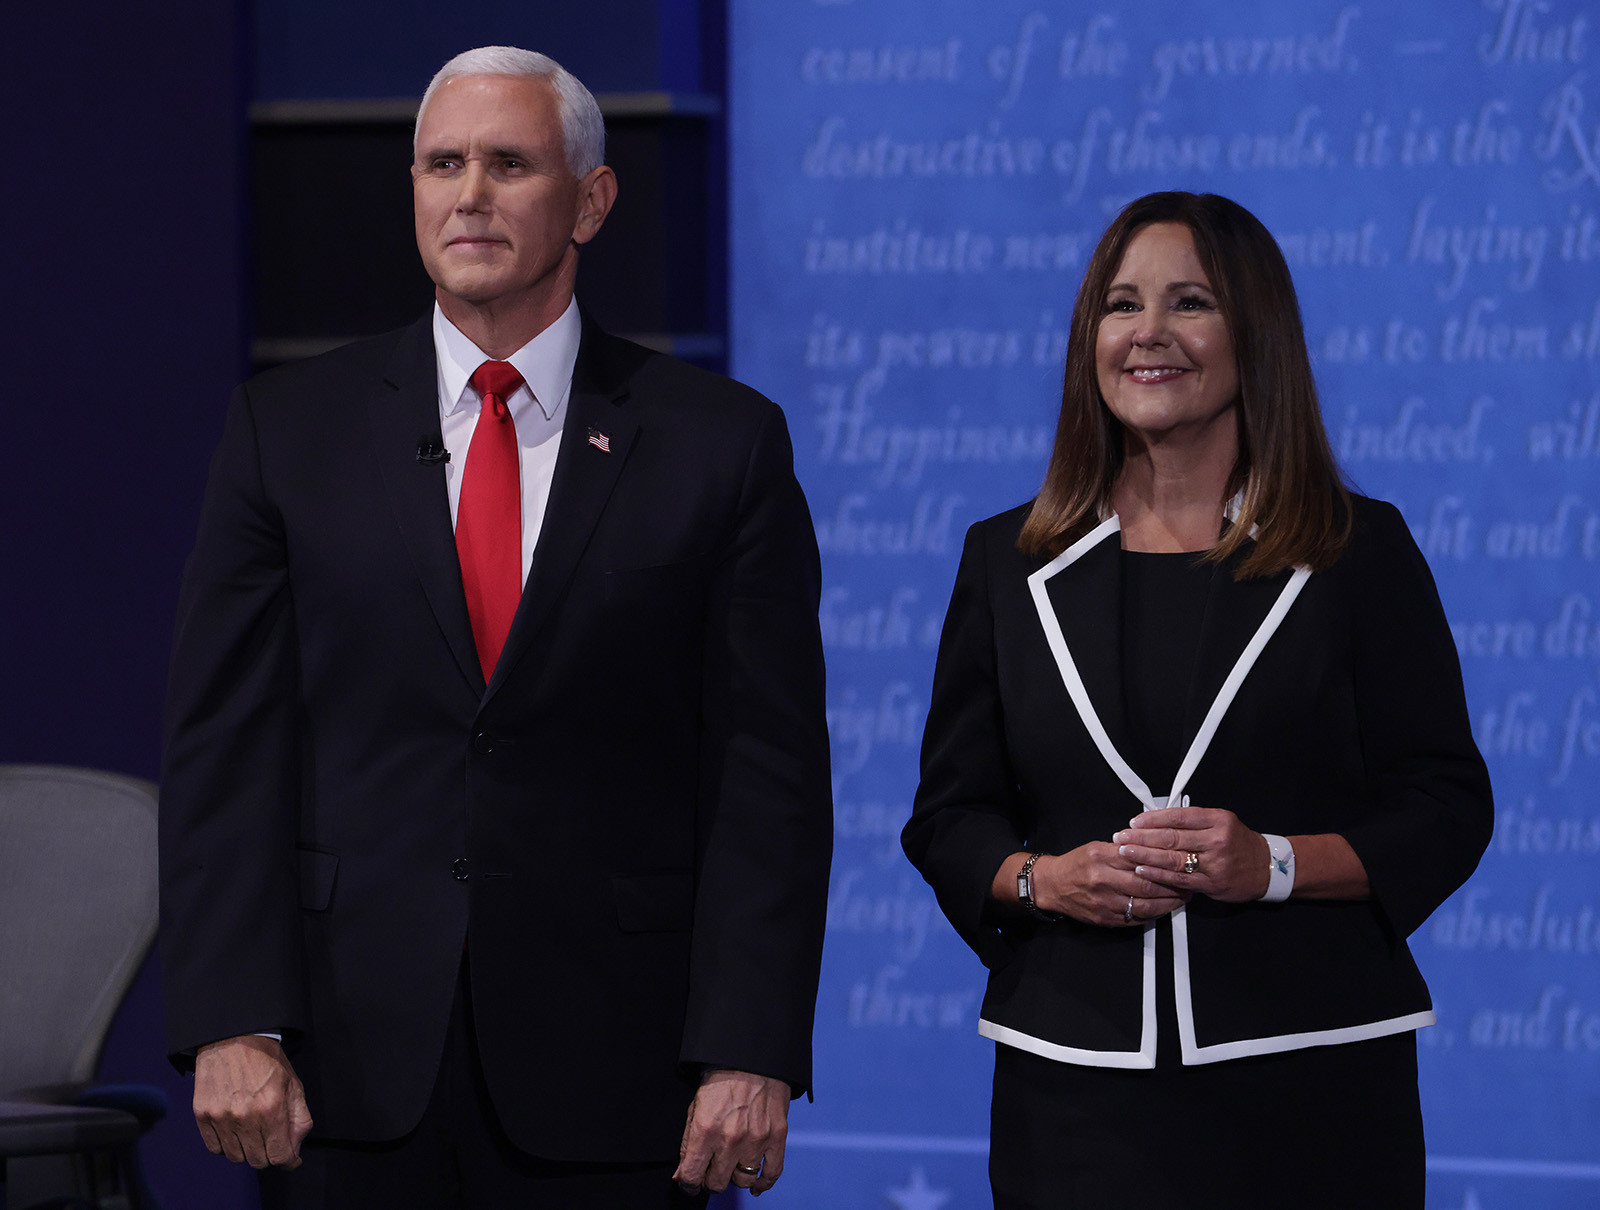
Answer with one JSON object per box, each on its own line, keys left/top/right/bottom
{"left": 1135, "top": 865, "right": 1146, "bottom": 875}
{"left": 1118, "top": 845, "right": 1129, "bottom": 856}
{"left": 1113, "top": 830, "right": 1127, "bottom": 842}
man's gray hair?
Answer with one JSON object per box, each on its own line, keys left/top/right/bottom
{"left": 417, "top": 46, "right": 605, "bottom": 177}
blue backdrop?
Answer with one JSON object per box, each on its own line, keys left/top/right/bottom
{"left": 729, "top": 3, "right": 1600, "bottom": 1207}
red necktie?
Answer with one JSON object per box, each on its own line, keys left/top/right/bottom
{"left": 456, "top": 360, "right": 526, "bottom": 680}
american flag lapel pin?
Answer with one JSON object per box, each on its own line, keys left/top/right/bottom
{"left": 587, "top": 426, "right": 612, "bottom": 454}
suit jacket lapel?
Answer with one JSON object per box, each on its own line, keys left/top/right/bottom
{"left": 1030, "top": 519, "right": 1151, "bottom": 805}
{"left": 369, "top": 316, "right": 485, "bottom": 696}
{"left": 1181, "top": 550, "right": 1286, "bottom": 744}
{"left": 1167, "top": 547, "right": 1312, "bottom": 801}
{"left": 1045, "top": 534, "right": 1136, "bottom": 772}
{"left": 484, "top": 320, "right": 642, "bottom": 700}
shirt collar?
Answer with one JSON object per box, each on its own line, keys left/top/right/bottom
{"left": 433, "top": 297, "right": 582, "bottom": 422}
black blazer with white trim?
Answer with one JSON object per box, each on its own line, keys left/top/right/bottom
{"left": 903, "top": 495, "right": 1492, "bottom": 1067}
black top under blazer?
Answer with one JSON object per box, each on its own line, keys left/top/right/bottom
{"left": 160, "top": 313, "right": 832, "bottom": 1160}
{"left": 903, "top": 495, "right": 1493, "bottom": 1067}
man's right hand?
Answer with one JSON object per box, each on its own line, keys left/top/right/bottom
{"left": 193, "top": 1035, "right": 313, "bottom": 1169}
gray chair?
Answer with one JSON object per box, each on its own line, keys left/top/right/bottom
{"left": 0, "top": 766, "right": 161, "bottom": 1210}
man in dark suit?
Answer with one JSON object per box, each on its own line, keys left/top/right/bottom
{"left": 159, "top": 45, "right": 831, "bottom": 1209}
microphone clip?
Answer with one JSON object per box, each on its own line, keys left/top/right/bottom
{"left": 416, "top": 438, "right": 450, "bottom": 466}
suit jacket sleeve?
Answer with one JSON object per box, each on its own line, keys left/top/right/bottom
{"left": 679, "top": 403, "right": 832, "bottom": 1095}
{"left": 901, "top": 520, "right": 1029, "bottom": 971}
{"left": 159, "top": 384, "right": 307, "bottom": 1064}
{"left": 1340, "top": 499, "right": 1494, "bottom": 938}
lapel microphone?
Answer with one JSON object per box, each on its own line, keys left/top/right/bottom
{"left": 416, "top": 437, "right": 450, "bottom": 465}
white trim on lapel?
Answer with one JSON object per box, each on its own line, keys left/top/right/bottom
{"left": 1168, "top": 565, "right": 1324, "bottom": 1063}
{"left": 1011, "top": 517, "right": 1158, "bottom": 1067}
{"left": 1027, "top": 517, "right": 1154, "bottom": 808}
{"left": 1166, "top": 565, "right": 1310, "bottom": 804}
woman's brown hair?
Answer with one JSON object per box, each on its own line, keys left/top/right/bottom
{"left": 1018, "top": 191, "right": 1350, "bottom": 578}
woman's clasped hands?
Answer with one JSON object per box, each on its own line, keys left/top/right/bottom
{"left": 1018, "top": 804, "right": 1273, "bottom": 930}
{"left": 1113, "top": 804, "right": 1272, "bottom": 905}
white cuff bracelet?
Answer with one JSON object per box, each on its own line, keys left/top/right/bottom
{"left": 1260, "top": 833, "right": 1295, "bottom": 902}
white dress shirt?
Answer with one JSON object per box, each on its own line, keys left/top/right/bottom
{"left": 433, "top": 297, "right": 581, "bottom": 586}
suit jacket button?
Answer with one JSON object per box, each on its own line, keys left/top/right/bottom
{"left": 452, "top": 858, "right": 470, "bottom": 881}
{"left": 472, "top": 732, "right": 493, "bottom": 754}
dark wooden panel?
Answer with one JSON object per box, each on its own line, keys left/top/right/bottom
{"left": 252, "top": 112, "right": 722, "bottom": 368}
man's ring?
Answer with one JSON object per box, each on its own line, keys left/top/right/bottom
{"left": 1184, "top": 851, "right": 1200, "bottom": 875}
{"left": 1124, "top": 897, "right": 1134, "bottom": 923}
{"left": 736, "top": 1161, "right": 764, "bottom": 1177}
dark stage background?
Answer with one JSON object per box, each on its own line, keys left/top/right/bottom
{"left": 4, "top": 2, "right": 725, "bottom": 1205}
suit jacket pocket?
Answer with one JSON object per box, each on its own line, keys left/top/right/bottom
{"left": 612, "top": 870, "right": 695, "bottom": 933}
{"left": 298, "top": 846, "right": 339, "bottom": 911}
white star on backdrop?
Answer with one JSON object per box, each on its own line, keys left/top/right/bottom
{"left": 884, "top": 1165, "right": 952, "bottom": 1210}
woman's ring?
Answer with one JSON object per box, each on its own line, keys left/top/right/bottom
{"left": 736, "top": 1161, "right": 764, "bottom": 1177}
{"left": 1184, "top": 851, "right": 1200, "bottom": 875}
{"left": 1124, "top": 897, "right": 1134, "bottom": 923}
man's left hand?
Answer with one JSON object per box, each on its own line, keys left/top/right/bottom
{"left": 674, "top": 1069, "right": 790, "bottom": 1196}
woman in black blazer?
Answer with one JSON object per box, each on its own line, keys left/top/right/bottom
{"left": 902, "top": 192, "right": 1492, "bottom": 1209}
